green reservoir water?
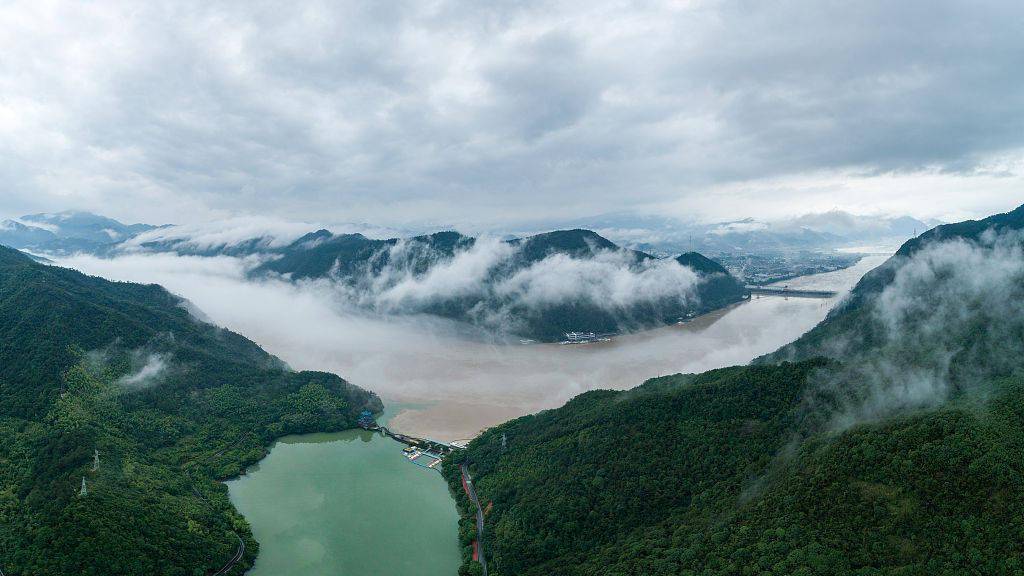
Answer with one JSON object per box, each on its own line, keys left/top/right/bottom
{"left": 226, "top": 420, "right": 461, "bottom": 576}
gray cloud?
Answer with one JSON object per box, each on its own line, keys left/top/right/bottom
{"left": 1, "top": 0, "right": 1022, "bottom": 225}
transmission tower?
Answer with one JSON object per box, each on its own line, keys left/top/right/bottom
{"left": 79, "top": 477, "right": 88, "bottom": 497}
{"left": 92, "top": 449, "right": 100, "bottom": 472}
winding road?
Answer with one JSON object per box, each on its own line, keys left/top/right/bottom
{"left": 211, "top": 532, "right": 246, "bottom": 576}
{"left": 461, "top": 464, "right": 488, "bottom": 576}
{"left": 181, "top": 443, "right": 247, "bottom": 576}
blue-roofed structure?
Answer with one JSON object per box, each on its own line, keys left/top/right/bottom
{"left": 357, "top": 410, "right": 376, "bottom": 429}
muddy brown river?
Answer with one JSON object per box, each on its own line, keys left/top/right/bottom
{"left": 60, "top": 252, "right": 887, "bottom": 442}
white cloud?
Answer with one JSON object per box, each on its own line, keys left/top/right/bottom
{"left": 804, "top": 230, "right": 1024, "bottom": 430}
{"left": 293, "top": 237, "right": 710, "bottom": 334}
{"left": 495, "top": 250, "right": 700, "bottom": 309}
{"left": 124, "top": 216, "right": 321, "bottom": 252}
{"left": 116, "top": 353, "right": 169, "bottom": 389}
{"left": 373, "top": 238, "right": 515, "bottom": 308}
{"left": 708, "top": 221, "right": 770, "bottom": 236}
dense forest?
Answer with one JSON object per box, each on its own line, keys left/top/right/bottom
{"left": 444, "top": 204, "right": 1024, "bottom": 575}
{"left": 0, "top": 246, "right": 381, "bottom": 575}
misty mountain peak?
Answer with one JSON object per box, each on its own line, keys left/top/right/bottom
{"left": 521, "top": 228, "right": 618, "bottom": 252}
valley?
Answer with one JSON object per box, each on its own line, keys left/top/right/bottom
{"left": 2, "top": 5, "right": 1020, "bottom": 574}
{"left": 38, "top": 247, "right": 885, "bottom": 576}
{"left": 55, "top": 252, "right": 887, "bottom": 443}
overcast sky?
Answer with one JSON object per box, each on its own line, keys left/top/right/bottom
{"left": 1, "top": 0, "right": 1022, "bottom": 228}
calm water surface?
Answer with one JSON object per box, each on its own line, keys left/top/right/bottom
{"left": 226, "top": 409, "right": 461, "bottom": 576}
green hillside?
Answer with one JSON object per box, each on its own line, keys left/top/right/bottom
{"left": 771, "top": 203, "right": 1024, "bottom": 366}
{"left": 443, "top": 205, "right": 1024, "bottom": 575}
{"left": 0, "top": 246, "right": 381, "bottom": 575}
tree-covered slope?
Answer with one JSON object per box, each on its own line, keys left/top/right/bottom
{"left": 770, "top": 203, "right": 1024, "bottom": 365}
{"left": 446, "top": 365, "right": 1024, "bottom": 576}
{"left": 251, "top": 228, "right": 749, "bottom": 342}
{"left": 444, "top": 205, "right": 1024, "bottom": 575}
{"left": 0, "top": 246, "right": 381, "bottom": 575}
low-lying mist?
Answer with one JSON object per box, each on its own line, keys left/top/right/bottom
{"left": 279, "top": 234, "right": 713, "bottom": 339}
{"left": 361, "top": 237, "right": 701, "bottom": 312}
{"left": 55, "top": 252, "right": 884, "bottom": 441}
{"left": 800, "top": 230, "right": 1024, "bottom": 432}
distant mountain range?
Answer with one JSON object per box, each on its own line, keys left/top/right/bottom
{"left": 2, "top": 209, "right": 941, "bottom": 260}
{"left": 515, "top": 210, "right": 943, "bottom": 255}
{"left": 0, "top": 211, "right": 160, "bottom": 255}
{"left": 0, "top": 208, "right": 939, "bottom": 342}
{"left": 246, "top": 227, "right": 751, "bottom": 341}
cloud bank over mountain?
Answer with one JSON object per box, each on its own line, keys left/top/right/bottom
{"left": 325, "top": 236, "right": 711, "bottom": 336}
{"left": 768, "top": 205, "right": 1024, "bottom": 432}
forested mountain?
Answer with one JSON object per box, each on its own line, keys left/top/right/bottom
{"left": 251, "top": 228, "right": 749, "bottom": 342}
{"left": 771, "top": 203, "right": 1024, "bottom": 367}
{"left": 0, "top": 246, "right": 380, "bottom": 575}
{"left": 443, "top": 204, "right": 1024, "bottom": 575}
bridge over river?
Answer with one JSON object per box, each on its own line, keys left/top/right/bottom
{"left": 374, "top": 425, "right": 458, "bottom": 456}
{"left": 746, "top": 286, "right": 838, "bottom": 299}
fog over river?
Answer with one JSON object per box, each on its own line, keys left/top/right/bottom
{"left": 58, "top": 253, "right": 888, "bottom": 442}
